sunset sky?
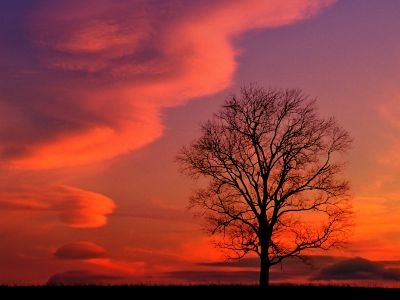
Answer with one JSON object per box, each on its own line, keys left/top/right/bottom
{"left": 1, "top": 0, "right": 400, "bottom": 286}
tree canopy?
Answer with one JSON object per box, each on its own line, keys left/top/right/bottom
{"left": 177, "top": 85, "right": 352, "bottom": 286}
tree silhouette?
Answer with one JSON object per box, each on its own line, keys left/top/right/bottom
{"left": 177, "top": 85, "right": 352, "bottom": 287}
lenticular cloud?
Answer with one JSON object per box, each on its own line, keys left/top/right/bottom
{"left": 0, "top": 0, "right": 334, "bottom": 169}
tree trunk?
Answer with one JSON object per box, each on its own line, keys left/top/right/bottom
{"left": 259, "top": 245, "right": 270, "bottom": 287}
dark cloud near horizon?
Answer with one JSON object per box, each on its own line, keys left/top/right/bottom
{"left": 196, "top": 256, "right": 400, "bottom": 283}
{"left": 54, "top": 241, "right": 107, "bottom": 260}
{"left": 169, "top": 256, "right": 342, "bottom": 283}
{"left": 166, "top": 268, "right": 313, "bottom": 283}
{"left": 199, "top": 255, "right": 340, "bottom": 269}
{"left": 47, "top": 270, "right": 121, "bottom": 285}
{"left": 314, "top": 257, "right": 400, "bottom": 281}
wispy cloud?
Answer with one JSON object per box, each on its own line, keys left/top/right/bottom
{"left": 0, "top": 0, "right": 335, "bottom": 169}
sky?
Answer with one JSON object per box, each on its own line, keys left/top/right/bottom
{"left": 1, "top": 0, "right": 400, "bottom": 286}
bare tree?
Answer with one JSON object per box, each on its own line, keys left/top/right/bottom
{"left": 177, "top": 85, "right": 352, "bottom": 287}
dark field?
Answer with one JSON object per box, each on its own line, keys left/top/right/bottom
{"left": 2, "top": 285, "right": 400, "bottom": 299}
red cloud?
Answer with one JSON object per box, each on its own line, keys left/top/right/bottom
{"left": 0, "top": 185, "right": 115, "bottom": 228}
{"left": 54, "top": 241, "right": 107, "bottom": 260}
{"left": 52, "top": 186, "right": 115, "bottom": 228}
{"left": 0, "top": 0, "right": 334, "bottom": 169}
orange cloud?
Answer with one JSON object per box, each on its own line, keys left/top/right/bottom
{"left": 0, "top": 0, "right": 335, "bottom": 170}
{"left": 54, "top": 241, "right": 107, "bottom": 260}
{"left": 0, "top": 185, "right": 115, "bottom": 228}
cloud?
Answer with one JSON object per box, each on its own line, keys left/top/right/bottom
{"left": 52, "top": 186, "right": 115, "bottom": 228}
{"left": 198, "top": 255, "right": 339, "bottom": 269}
{"left": 192, "top": 256, "right": 400, "bottom": 283}
{"left": 0, "top": 0, "right": 334, "bottom": 169}
{"left": 54, "top": 241, "right": 107, "bottom": 260}
{"left": 47, "top": 270, "right": 122, "bottom": 285}
{"left": 196, "top": 255, "right": 343, "bottom": 284}
{"left": 0, "top": 185, "right": 115, "bottom": 228}
{"left": 314, "top": 257, "right": 400, "bottom": 281}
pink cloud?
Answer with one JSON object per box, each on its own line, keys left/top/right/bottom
{"left": 0, "top": 0, "right": 335, "bottom": 170}
{"left": 0, "top": 185, "right": 115, "bottom": 228}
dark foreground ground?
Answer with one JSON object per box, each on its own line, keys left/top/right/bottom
{"left": 2, "top": 285, "right": 400, "bottom": 299}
